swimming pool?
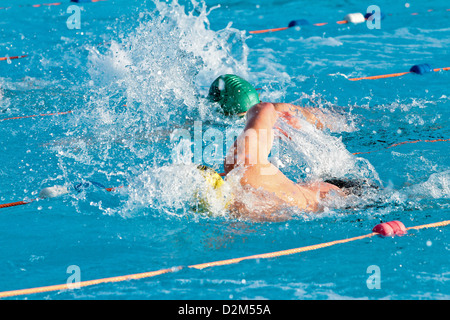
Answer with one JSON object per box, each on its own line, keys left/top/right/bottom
{"left": 0, "top": 0, "right": 449, "bottom": 300}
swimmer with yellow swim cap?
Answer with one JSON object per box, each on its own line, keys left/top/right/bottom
{"left": 192, "top": 165, "right": 231, "bottom": 214}
{"left": 195, "top": 74, "right": 370, "bottom": 221}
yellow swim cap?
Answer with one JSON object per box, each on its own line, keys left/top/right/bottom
{"left": 193, "top": 165, "right": 231, "bottom": 214}
{"left": 197, "top": 165, "right": 224, "bottom": 189}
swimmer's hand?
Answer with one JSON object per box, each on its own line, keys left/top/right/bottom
{"left": 300, "top": 182, "right": 345, "bottom": 199}
{"left": 273, "top": 103, "right": 324, "bottom": 130}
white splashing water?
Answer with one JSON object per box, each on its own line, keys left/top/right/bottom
{"left": 274, "top": 116, "right": 380, "bottom": 184}
{"left": 56, "top": 0, "right": 440, "bottom": 219}
{"left": 54, "top": 0, "right": 252, "bottom": 217}
{"left": 0, "top": 80, "right": 10, "bottom": 112}
{"left": 403, "top": 171, "right": 450, "bottom": 199}
{"left": 86, "top": 0, "right": 250, "bottom": 121}
{"left": 0, "top": 86, "right": 4, "bottom": 110}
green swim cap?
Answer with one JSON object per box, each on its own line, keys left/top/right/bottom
{"left": 208, "top": 74, "right": 260, "bottom": 116}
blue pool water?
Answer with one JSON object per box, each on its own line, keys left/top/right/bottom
{"left": 0, "top": 0, "right": 449, "bottom": 299}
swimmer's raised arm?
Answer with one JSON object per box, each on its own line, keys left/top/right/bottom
{"left": 272, "top": 102, "right": 326, "bottom": 130}
{"left": 225, "top": 102, "right": 278, "bottom": 172}
{"left": 225, "top": 102, "right": 342, "bottom": 213}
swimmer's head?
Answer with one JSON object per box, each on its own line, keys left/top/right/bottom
{"left": 208, "top": 74, "right": 260, "bottom": 116}
{"left": 197, "top": 165, "right": 224, "bottom": 190}
{"left": 193, "top": 165, "right": 231, "bottom": 214}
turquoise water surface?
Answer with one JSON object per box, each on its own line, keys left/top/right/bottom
{"left": 0, "top": 0, "right": 449, "bottom": 299}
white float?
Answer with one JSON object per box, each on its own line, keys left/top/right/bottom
{"left": 39, "top": 185, "right": 69, "bottom": 199}
{"left": 344, "top": 13, "right": 366, "bottom": 24}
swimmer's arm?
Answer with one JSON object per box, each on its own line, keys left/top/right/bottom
{"left": 225, "top": 102, "right": 278, "bottom": 172}
{"left": 228, "top": 199, "right": 294, "bottom": 222}
{"left": 272, "top": 103, "right": 325, "bottom": 130}
{"left": 297, "top": 181, "right": 345, "bottom": 199}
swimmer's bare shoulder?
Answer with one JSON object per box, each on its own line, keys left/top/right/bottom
{"left": 228, "top": 164, "right": 343, "bottom": 221}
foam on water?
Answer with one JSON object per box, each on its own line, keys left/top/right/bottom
{"left": 86, "top": 0, "right": 250, "bottom": 116}
{"left": 404, "top": 170, "right": 450, "bottom": 200}
{"left": 273, "top": 115, "right": 379, "bottom": 183}
{"left": 1, "top": 0, "right": 449, "bottom": 299}
{"left": 37, "top": 0, "right": 448, "bottom": 221}
{"left": 0, "top": 86, "right": 6, "bottom": 112}
{"left": 48, "top": 0, "right": 254, "bottom": 217}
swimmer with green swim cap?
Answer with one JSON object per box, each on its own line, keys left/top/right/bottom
{"left": 195, "top": 74, "right": 376, "bottom": 221}
{"left": 208, "top": 74, "right": 260, "bottom": 116}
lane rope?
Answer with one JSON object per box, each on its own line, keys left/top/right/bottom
{"left": 0, "top": 0, "right": 104, "bottom": 10}
{"left": 0, "top": 218, "right": 448, "bottom": 298}
{"left": 0, "top": 110, "right": 73, "bottom": 122}
{"left": 0, "top": 63, "right": 446, "bottom": 123}
{"left": 0, "top": 132, "right": 448, "bottom": 210}
{"left": 0, "top": 63, "right": 447, "bottom": 123}
{"left": 248, "top": 7, "right": 450, "bottom": 34}
{"left": 0, "top": 55, "right": 28, "bottom": 62}
{"left": 250, "top": 16, "right": 356, "bottom": 34}
{"left": 352, "top": 138, "right": 450, "bottom": 155}
{"left": 0, "top": 184, "right": 122, "bottom": 209}
{"left": 0, "top": 136, "right": 447, "bottom": 210}
{"left": 0, "top": 199, "right": 36, "bottom": 209}
{"left": 348, "top": 66, "right": 450, "bottom": 81}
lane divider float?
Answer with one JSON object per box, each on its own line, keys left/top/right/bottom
{"left": 352, "top": 138, "right": 450, "bottom": 155}
{"left": 249, "top": 7, "right": 449, "bottom": 34}
{"left": 348, "top": 64, "right": 450, "bottom": 81}
{"left": 0, "top": 182, "right": 123, "bottom": 209}
{"left": 0, "top": 55, "right": 28, "bottom": 62}
{"left": 0, "top": 110, "right": 73, "bottom": 121}
{"left": 0, "top": 218, "right": 448, "bottom": 298}
{"left": 249, "top": 12, "right": 376, "bottom": 34}
{"left": 0, "top": 62, "right": 447, "bottom": 122}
